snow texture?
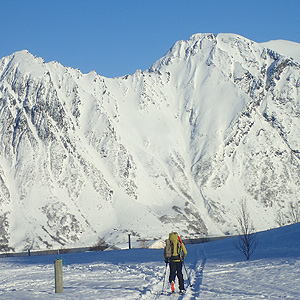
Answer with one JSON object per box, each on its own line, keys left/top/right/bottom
{"left": 0, "top": 223, "right": 299, "bottom": 299}
{"left": 0, "top": 33, "right": 300, "bottom": 251}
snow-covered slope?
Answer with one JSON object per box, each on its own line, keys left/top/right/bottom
{"left": 260, "top": 39, "right": 300, "bottom": 64}
{"left": 0, "top": 223, "right": 299, "bottom": 299}
{"left": 0, "top": 33, "right": 300, "bottom": 252}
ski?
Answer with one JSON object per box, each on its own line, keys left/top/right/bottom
{"left": 160, "top": 291, "right": 180, "bottom": 296}
{"left": 167, "top": 290, "right": 185, "bottom": 295}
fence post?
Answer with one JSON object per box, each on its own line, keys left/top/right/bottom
{"left": 54, "top": 259, "right": 63, "bottom": 293}
{"left": 128, "top": 234, "right": 131, "bottom": 249}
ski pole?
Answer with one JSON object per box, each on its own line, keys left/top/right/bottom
{"left": 183, "top": 261, "right": 192, "bottom": 287}
{"left": 161, "top": 262, "right": 168, "bottom": 294}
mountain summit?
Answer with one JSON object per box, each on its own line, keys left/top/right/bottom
{"left": 1, "top": 33, "right": 300, "bottom": 251}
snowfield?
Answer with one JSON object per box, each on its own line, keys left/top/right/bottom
{"left": 0, "top": 223, "right": 299, "bottom": 299}
{"left": 260, "top": 39, "right": 300, "bottom": 64}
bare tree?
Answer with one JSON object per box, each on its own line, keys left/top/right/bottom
{"left": 288, "top": 201, "right": 300, "bottom": 224}
{"left": 90, "top": 237, "right": 107, "bottom": 251}
{"left": 234, "top": 199, "right": 258, "bottom": 260}
{"left": 275, "top": 210, "right": 286, "bottom": 227}
{"left": 275, "top": 201, "right": 300, "bottom": 227}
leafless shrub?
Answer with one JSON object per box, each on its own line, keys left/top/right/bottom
{"left": 288, "top": 201, "right": 300, "bottom": 224}
{"left": 275, "top": 210, "right": 286, "bottom": 227}
{"left": 275, "top": 201, "right": 300, "bottom": 227}
{"left": 234, "top": 199, "right": 258, "bottom": 260}
{"left": 90, "top": 237, "right": 107, "bottom": 251}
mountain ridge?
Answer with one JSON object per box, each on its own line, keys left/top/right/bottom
{"left": 0, "top": 33, "right": 300, "bottom": 252}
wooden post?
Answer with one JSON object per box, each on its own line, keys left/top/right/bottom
{"left": 128, "top": 234, "right": 131, "bottom": 249}
{"left": 54, "top": 259, "right": 63, "bottom": 293}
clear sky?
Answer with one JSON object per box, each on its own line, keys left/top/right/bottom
{"left": 1, "top": 0, "right": 300, "bottom": 78}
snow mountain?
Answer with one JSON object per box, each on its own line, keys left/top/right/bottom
{"left": 0, "top": 33, "right": 300, "bottom": 252}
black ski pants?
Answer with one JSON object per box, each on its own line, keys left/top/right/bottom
{"left": 169, "top": 261, "right": 184, "bottom": 290}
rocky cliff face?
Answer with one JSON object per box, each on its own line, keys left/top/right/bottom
{"left": 0, "top": 33, "right": 300, "bottom": 251}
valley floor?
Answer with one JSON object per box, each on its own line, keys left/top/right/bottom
{"left": 0, "top": 224, "right": 299, "bottom": 299}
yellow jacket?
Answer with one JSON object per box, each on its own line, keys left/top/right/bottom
{"left": 164, "top": 232, "right": 187, "bottom": 262}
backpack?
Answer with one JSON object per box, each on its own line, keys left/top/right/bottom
{"left": 165, "top": 238, "right": 172, "bottom": 258}
{"left": 165, "top": 232, "right": 182, "bottom": 259}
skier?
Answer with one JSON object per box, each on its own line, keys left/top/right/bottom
{"left": 163, "top": 232, "right": 187, "bottom": 294}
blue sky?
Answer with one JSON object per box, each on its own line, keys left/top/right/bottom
{"left": 1, "top": 0, "right": 300, "bottom": 78}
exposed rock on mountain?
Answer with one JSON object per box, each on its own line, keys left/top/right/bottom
{"left": 0, "top": 33, "right": 300, "bottom": 251}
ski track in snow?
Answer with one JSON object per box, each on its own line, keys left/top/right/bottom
{"left": 0, "top": 247, "right": 206, "bottom": 300}
{"left": 1, "top": 224, "right": 300, "bottom": 300}
{"left": 0, "top": 248, "right": 299, "bottom": 300}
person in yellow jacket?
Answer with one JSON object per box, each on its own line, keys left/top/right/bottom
{"left": 163, "top": 232, "right": 187, "bottom": 293}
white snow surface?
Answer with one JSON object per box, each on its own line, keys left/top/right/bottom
{"left": 260, "top": 39, "right": 300, "bottom": 64}
{"left": 0, "top": 223, "right": 299, "bottom": 299}
{"left": 1, "top": 33, "right": 300, "bottom": 252}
